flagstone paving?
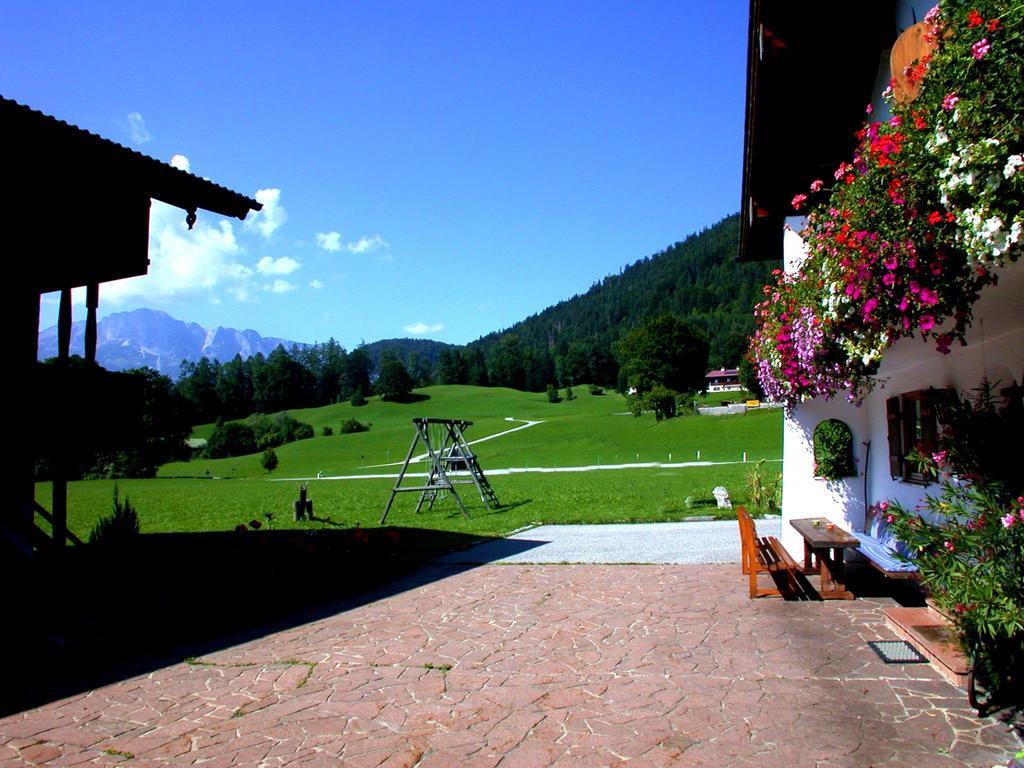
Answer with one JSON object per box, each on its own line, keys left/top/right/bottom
{"left": 1, "top": 563, "right": 1020, "bottom": 766}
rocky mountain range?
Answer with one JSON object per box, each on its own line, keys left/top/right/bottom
{"left": 37, "top": 308, "right": 305, "bottom": 379}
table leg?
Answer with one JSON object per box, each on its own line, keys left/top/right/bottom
{"left": 817, "top": 547, "right": 854, "bottom": 600}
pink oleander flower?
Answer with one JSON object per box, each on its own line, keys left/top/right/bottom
{"left": 932, "top": 450, "right": 948, "bottom": 466}
{"left": 972, "top": 38, "right": 990, "bottom": 59}
{"left": 942, "top": 93, "right": 959, "bottom": 111}
{"left": 1003, "top": 512, "right": 1017, "bottom": 528}
{"left": 886, "top": 514, "right": 895, "bottom": 524}
{"left": 878, "top": 501, "right": 889, "bottom": 511}
{"left": 944, "top": 540, "right": 955, "bottom": 552}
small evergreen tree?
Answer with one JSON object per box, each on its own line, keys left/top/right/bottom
{"left": 350, "top": 388, "right": 368, "bottom": 407}
{"left": 546, "top": 384, "right": 561, "bottom": 403}
{"left": 261, "top": 447, "right": 279, "bottom": 472}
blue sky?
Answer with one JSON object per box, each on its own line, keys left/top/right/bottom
{"left": 5, "top": 1, "right": 748, "bottom": 349}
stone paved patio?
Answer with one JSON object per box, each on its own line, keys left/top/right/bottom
{"left": 1, "top": 563, "right": 1020, "bottom": 767}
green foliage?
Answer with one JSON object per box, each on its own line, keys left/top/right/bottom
{"left": 564, "top": 385, "right": 575, "bottom": 402}
{"left": 546, "top": 384, "right": 561, "bottom": 403}
{"left": 745, "top": 459, "right": 781, "bottom": 513}
{"left": 203, "top": 422, "right": 257, "bottom": 459}
{"left": 34, "top": 361, "right": 191, "bottom": 480}
{"left": 340, "top": 418, "right": 370, "bottom": 434}
{"left": 260, "top": 448, "right": 279, "bottom": 473}
{"left": 88, "top": 486, "right": 141, "bottom": 546}
{"left": 350, "top": 389, "right": 368, "bottom": 407}
{"left": 588, "top": 384, "right": 604, "bottom": 396}
{"left": 886, "top": 459, "right": 1023, "bottom": 704}
{"left": 321, "top": 425, "right": 334, "bottom": 436}
{"left": 614, "top": 314, "right": 709, "bottom": 397}
{"left": 642, "top": 384, "right": 678, "bottom": 421}
{"left": 812, "top": 419, "right": 855, "bottom": 480}
{"left": 245, "top": 412, "right": 314, "bottom": 450}
{"left": 884, "top": 380, "right": 1024, "bottom": 705}
{"left": 738, "top": 354, "right": 764, "bottom": 400}
{"left": 376, "top": 352, "right": 415, "bottom": 401}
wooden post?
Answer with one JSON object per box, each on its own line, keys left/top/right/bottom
{"left": 57, "top": 287, "right": 72, "bottom": 361}
{"left": 85, "top": 282, "right": 99, "bottom": 363}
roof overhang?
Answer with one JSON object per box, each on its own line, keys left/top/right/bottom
{"left": 739, "top": 0, "right": 896, "bottom": 261}
{"left": 3, "top": 96, "right": 262, "bottom": 292}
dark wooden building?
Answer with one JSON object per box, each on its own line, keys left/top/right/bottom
{"left": 3, "top": 95, "right": 261, "bottom": 554}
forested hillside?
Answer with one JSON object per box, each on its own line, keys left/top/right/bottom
{"left": 465, "top": 213, "right": 772, "bottom": 387}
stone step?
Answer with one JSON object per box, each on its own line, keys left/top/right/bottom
{"left": 884, "top": 605, "right": 970, "bottom": 688}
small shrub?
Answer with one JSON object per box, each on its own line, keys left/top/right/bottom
{"left": 321, "top": 425, "right": 334, "bottom": 436}
{"left": 588, "top": 384, "right": 603, "bottom": 396}
{"left": 350, "top": 390, "right": 368, "bottom": 407}
{"left": 546, "top": 384, "right": 561, "bottom": 403}
{"left": 261, "top": 447, "right": 279, "bottom": 472}
{"left": 340, "top": 418, "right": 370, "bottom": 434}
{"left": 746, "top": 459, "right": 781, "bottom": 513}
{"left": 564, "top": 386, "right": 575, "bottom": 401}
{"left": 293, "top": 423, "right": 314, "bottom": 441}
{"left": 89, "top": 486, "right": 141, "bottom": 546}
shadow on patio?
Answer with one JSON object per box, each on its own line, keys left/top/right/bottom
{"left": 0, "top": 527, "right": 546, "bottom": 717}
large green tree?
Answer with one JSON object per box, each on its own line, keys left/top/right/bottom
{"left": 614, "top": 314, "right": 709, "bottom": 396}
{"left": 376, "top": 351, "right": 415, "bottom": 401}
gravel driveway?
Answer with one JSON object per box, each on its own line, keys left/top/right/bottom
{"left": 436, "top": 517, "right": 782, "bottom": 565}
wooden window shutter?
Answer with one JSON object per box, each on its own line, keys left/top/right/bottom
{"left": 886, "top": 396, "right": 903, "bottom": 479}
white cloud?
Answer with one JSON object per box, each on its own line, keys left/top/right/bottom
{"left": 346, "top": 234, "right": 388, "bottom": 254}
{"left": 266, "top": 280, "right": 296, "bottom": 294}
{"left": 316, "top": 231, "right": 342, "bottom": 252}
{"left": 308, "top": 279, "right": 324, "bottom": 290}
{"left": 316, "top": 231, "right": 389, "bottom": 254}
{"left": 99, "top": 200, "right": 254, "bottom": 304}
{"left": 169, "top": 154, "right": 191, "bottom": 172}
{"left": 404, "top": 322, "right": 444, "bottom": 335}
{"left": 244, "top": 188, "right": 287, "bottom": 240}
{"left": 256, "top": 255, "right": 301, "bottom": 275}
{"left": 126, "top": 112, "right": 152, "bottom": 144}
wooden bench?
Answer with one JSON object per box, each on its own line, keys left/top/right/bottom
{"left": 737, "top": 506, "right": 801, "bottom": 598}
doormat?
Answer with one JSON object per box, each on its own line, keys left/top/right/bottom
{"left": 868, "top": 640, "right": 928, "bottom": 664}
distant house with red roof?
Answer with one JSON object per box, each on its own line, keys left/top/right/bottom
{"left": 705, "top": 368, "right": 742, "bottom": 392}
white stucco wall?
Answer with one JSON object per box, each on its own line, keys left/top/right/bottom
{"left": 780, "top": 254, "right": 1024, "bottom": 558}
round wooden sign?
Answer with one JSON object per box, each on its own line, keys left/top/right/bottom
{"left": 890, "top": 21, "right": 936, "bottom": 103}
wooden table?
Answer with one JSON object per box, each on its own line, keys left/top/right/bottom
{"left": 789, "top": 518, "right": 861, "bottom": 600}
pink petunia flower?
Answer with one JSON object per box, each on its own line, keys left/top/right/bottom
{"left": 972, "top": 38, "right": 991, "bottom": 59}
{"left": 920, "top": 315, "right": 936, "bottom": 332}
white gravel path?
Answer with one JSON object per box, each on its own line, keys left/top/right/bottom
{"left": 436, "top": 518, "right": 782, "bottom": 565}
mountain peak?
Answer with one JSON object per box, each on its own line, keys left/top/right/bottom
{"left": 37, "top": 308, "right": 307, "bottom": 379}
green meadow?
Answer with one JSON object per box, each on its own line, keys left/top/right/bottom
{"left": 41, "top": 385, "right": 781, "bottom": 541}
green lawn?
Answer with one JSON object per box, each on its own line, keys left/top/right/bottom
{"left": 45, "top": 385, "right": 782, "bottom": 541}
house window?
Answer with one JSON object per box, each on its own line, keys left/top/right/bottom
{"left": 886, "top": 389, "right": 949, "bottom": 484}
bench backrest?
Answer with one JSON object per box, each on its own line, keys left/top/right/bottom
{"left": 864, "top": 504, "right": 914, "bottom": 558}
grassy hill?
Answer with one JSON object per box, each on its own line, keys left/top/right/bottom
{"left": 41, "top": 385, "right": 781, "bottom": 541}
